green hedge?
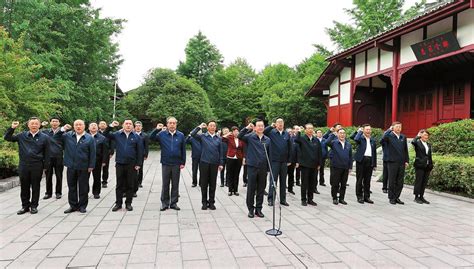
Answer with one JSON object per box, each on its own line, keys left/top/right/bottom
{"left": 427, "top": 119, "right": 474, "bottom": 156}
{"left": 0, "top": 148, "right": 19, "bottom": 179}
{"left": 405, "top": 150, "right": 474, "bottom": 198}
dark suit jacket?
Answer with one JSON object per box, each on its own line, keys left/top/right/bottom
{"left": 411, "top": 137, "right": 433, "bottom": 170}
{"left": 351, "top": 131, "right": 377, "bottom": 167}
{"left": 294, "top": 134, "right": 322, "bottom": 169}
{"left": 382, "top": 129, "right": 409, "bottom": 165}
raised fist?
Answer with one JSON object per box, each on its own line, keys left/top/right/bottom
{"left": 246, "top": 123, "right": 254, "bottom": 130}
{"left": 271, "top": 122, "right": 276, "bottom": 128}
{"left": 41, "top": 121, "right": 49, "bottom": 127}
{"left": 330, "top": 127, "right": 334, "bottom": 132}
{"left": 162, "top": 127, "right": 167, "bottom": 131}
{"left": 11, "top": 121, "right": 20, "bottom": 129}
{"left": 63, "top": 124, "right": 72, "bottom": 131}
{"left": 156, "top": 123, "right": 164, "bottom": 129}
{"left": 111, "top": 121, "right": 120, "bottom": 127}
{"left": 358, "top": 127, "right": 362, "bottom": 132}
{"left": 200, "top": 123, "right": 207, "bottom": 129}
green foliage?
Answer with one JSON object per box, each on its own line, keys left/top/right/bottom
{"left": 123, "top": 68, "right": 213, "bottom": 134}
{"left": 326, "top": 0, "right": 426, "bottom": 49}
{"left": 427, "top": 119, "right": 474, "bottom": 157}
{"left": 405, "top": 151, "right": 474, "bottom": 197}
{"left": 177, "top": 31, "right": 223, "bottom": 90}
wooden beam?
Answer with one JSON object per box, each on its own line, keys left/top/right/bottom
{"left": 323, "top": 73, "right": 338, "bottom": 78}
{"left": 375, "top": 41, "right": 394, "bottom": 52}
{"left": 333, "top": 59, "right": 352, "bottom": 67}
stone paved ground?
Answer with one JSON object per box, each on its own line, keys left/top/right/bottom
{"left": 0, "top": 151, "right": 473, "bottom": 269}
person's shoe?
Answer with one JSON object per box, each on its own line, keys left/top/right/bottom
{"left": 201, "top": 204, "right": 208, "bottom": 210}
{"left": 102, "top": 183, "right": 107, "bottom": 188}
{"left": 358, "top": 198, "right": 364, "bottom": 204}
{"left": 64, "top": 207, "right": 76, "bottom": 214}
{"left": 243, "top": 183, "right": 247, "bottom": 187}
{"left": 112, "top": 205, "right": 122, "bottom": 212}
{"left": 339, "top": 200, "right": 347, "bottom": 205}
{"left": 170, "top": 205, "right": 181, "bottom": 211}
{"left": 248, "top": 211, "right": 254, "bottom": 218}
{"left": 79, "top": 207, "right": 86, "bottom": 213}
{"left": 94, "top": 194, "right": 100, "bottom": 199}
{"left": 308, "top": 201, "right": 317, "bottom": 206}
{"left": 268, "top": 201, "right": 274, "bottom": 206}
{"left": 346, "top": 183, "right": 350, "bottom": 186}
{"left": 56, "top": 194, "right": 62, "bottom": 199}
{"left": 280, "top": 201, "right": 289, "bottom": 206}
{"left": 414, "top": 197, "right": 423, "bottom": 204}
{"left": 125, "top": 204, "right": 133, "bottom": 211}
{"left": 43, "top": 194, "right": 52, "bottom": 200}
{"left": 389, "top": 200, "right": 396, "bottom": 205}
{"left": 264, "top": 190, "right": 268, "bottom": 196}
{"left": 255, "top": 210, "right": 264, "bottom": 218}
{"left": 220, "top": 184, "right": 224, "bottom": 187}
{"left": 133, "top": 193, "right": 137, "bottom": 198}
{"left": 208, "top": 204, "right": 216, "bottom": 210}
{"left": 192, "top": 183, "right": 197, "bottom": 187}
{"left": 288, "top": 190, "right": 295, "bottom": 195}
{"left": 160, "top": 206, "right": 168, "bottom": 211}
{"left": 395, "top": 199, "right": 404, "bottom": 205}
{"left": 333, "top": 199, "right": 339, "bottom": 205}
{"left": 139, "top": 184, "right": 143, "bottom": 188}
{"left": 314, "top": 190, "right": 320, "bottom": 194}
{"left": 364, "top": 198, "right": 374, "bottom": 204}
{"left": 30, "top": 207, "right": 38, "bottom": 214}
{"left": 421, "top": 197, "right": 430, "bottom": 204}
{"left": 122, "top": 193, "right": 126, "bottom": 197}
{"left": 228, "top": 192, "right": 233, "bottom": 196}
{"left": 301, "top": 201, "right": 308, "bottom": 206}
{"left": 320, "top": 183, "right": 326, "bottom": 187}
{"left": 17, "top": 208, "right": 29, "bottom": 215}
{"left": 382, "top": 189, "right": 388, "bottom": 193}
{"left": 369, "top": 190, "right": 372, "bottom": 194}
{"left": 234, "top": 192, "right": 239, "bottom": 196}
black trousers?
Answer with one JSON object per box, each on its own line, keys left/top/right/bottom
{"left": 19, "top": 163, "right": 43, "bottom": 209}
{"left": 301, "top": 166, "right": 316, "bottom": 202}
{"left": 414, "top": 168, "right": 431, "bottom": 196}
{"left": 92, "top": 159, "right": 102, "bottom": 195}
{"left": 45, "top": 156, "right": 63, "bottom": 196}
{"left": 330, "top": 167, "right": 349, "bottom": 200}
{"left": 387, "top": 162, "right": 405, "bottom": 201}
{"left": 116, "top": 163, "right": 136, "bottom": 206}
{"left": 67, "top": 168, "right": 90, "bottom": 210}
{"left": 296, "top": 166, "right": 301, "bottom": 184}
{"left": 268, "top": 161, "right": 288, "bottom": 203}
{"left": 382, "top": 161, "right": 388, "bottom": 191}
{"left": 355, "top": 157, "right": 373, "bottom": 199}
{"left": 246, "top": 166, "right": 267, "bottom": 211}
{"left": 319, "top": 158, "right": 326, "bottom": 184}
{"left": 226, "top": 158, "right": 242, "bottom": 193}
{"left": 220, "top": 161, "right": 226, "bottom": 186}
{"left": 200, "top": 162, "right": 219, "bottom": 205}
{"left": 102, "top": 155, "right": 110, "bottom": 184}
{"left": 161, "top": 165, "right": 180, "bottom": 208}
{"left": 192, "top": 157, "right": 200, "bottom": 185}
{"left": 243, "top": 165, "right": 248, "bottom": 184}
{"left": 134, "top": 162, "right": 144, "bottom": 193}
{"left": 287, "top": 163, "right": 296, "bottom": 192}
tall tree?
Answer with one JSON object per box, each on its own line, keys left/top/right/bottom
{"left": 326, "top": 0, "right": 426, "bottom": 50}
{"left": 177, "top": 31, "right": 223, "bottom": 90}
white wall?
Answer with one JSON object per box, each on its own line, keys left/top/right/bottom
{"left": 339, "top": 83, "right": 351, "bottom": 105}
{"left": 340, "top": 67, "right": 351, "bottom": 82}
{"left": 355, "top": 52, "right": 365, "bottom": 78}
{"left": 329, "top": 96, "right": 339, "bottom": 107}
{"left": 400, "top": 28, "right": 424, "bottom": 64}
{"left": 366, "top": 48, "right": 378, "bottom": 75}
{"left": 380, "top": 40, "right": 393, "bottom": 70}
{"left": 329, "top": 76, "right": 339, "bottom": 96}
{"left": 457, "top": 9, "right": 474, "bottom": 48}
{"left": 427, "top": 17, "right": 452, "bottom": 38}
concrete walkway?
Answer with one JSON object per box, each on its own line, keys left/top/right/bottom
{"left": 0, "top": 151, "right": 473, "bottom": 268}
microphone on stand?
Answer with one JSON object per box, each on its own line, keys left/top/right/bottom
{"left": 261, "top": 140, "right": 282, "bottom": 236}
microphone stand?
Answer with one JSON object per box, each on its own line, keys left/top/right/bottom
{"left": 262, "top": 140, "right": 282, "bottom": 236}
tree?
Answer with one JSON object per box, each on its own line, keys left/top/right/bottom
{"left": 122, "top": 69, "right": 213, "bottom": 134}
{"left": 326, "top": 0, "right": 426, "bottom": 50}
{"left": 1, "top": 0, "right": 124, "bottom": 123}
{"left": 177, "top": 31, "right": 223, "bottom": 90}
{"left": 208, "top": 58, "right": 262, "bottom": 126}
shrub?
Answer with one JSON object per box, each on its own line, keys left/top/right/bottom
{"left": 405, "top": 150, "right": 474, "bottom": 197}
{"left": 0, "top": 148, "right": 19, "bottom": 179}
{"left": 427, "top": 119, "right": 474, "bottom": 156}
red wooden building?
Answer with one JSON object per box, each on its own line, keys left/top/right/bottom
{"left": 307, "top": 0, "right": 474, "bottom": 136}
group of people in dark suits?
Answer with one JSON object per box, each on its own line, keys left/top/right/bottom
{"left": 4, "top": 115, "right": 434, "bottom": 217}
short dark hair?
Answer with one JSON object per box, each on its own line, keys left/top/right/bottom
{"left": 333, "top": 122, "right": 341, "bottom": 128}
{"left": 134, "top": 121, "right": 143, "bottom": 125}
{"left": 28, "top": 117, "right": 41, "bottom": 123}
{"left": 207, "top": 120, "right": 217, "bottom": 125}
{"left": 392, "top": 121, "right": 402, "bottom": 126}
{"left": 231, "top": 126, "right": 239, "bottom": 131}
{"left": 419, "top": 129, "right": 430, "bottom": 135}
{"left": 361, "top": 123, "right": 371, "bottom": 128}
{"left": 337, "top": 128, "right": 345, "bottom": 133}
{"left": 255, "top": 119, "right": 265, "bottom": 125}
{"left": 49, "top": 116, "right": 60, "bottom": 122}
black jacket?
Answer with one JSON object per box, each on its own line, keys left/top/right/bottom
{"left": 382, "top": 129, "right": 409, "bottom": 165}
{"left": 351, "top": 131, "right": 377, "bottom": 167}
{"left": 294, "top": 134, "right": 322, "bottom": 169}
{"left": 91, "top": 132, "right": 109, "bottom": 165}
{"left": 42, "top": 128, "right": 64, "bottom": 158}
{"left": 411, "top": 136, "right": 433, "bottom": 170}
{"left": 4, "top": 128, "right": 50, "bottom": 167}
